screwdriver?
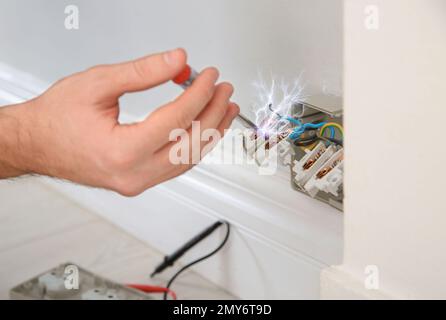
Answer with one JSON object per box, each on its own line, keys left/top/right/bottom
{"left": 172, "top": 64, "right": 257, "bottom": 130}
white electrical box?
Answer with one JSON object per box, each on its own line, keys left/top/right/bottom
{"left": 243, "top": 94, "right": 344, "bottom": 210}
{"left": 10, "top": 262, "right": 152, "bottom": 300}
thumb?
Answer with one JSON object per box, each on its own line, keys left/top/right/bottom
{"left": 98, "top": 48, "right": 187, "bottom": 96}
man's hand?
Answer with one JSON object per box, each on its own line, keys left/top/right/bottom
{"left": 0, "top": 48, "right": 239, "bottom": 196}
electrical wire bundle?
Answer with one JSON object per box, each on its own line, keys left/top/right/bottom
{"left": 292, "top": 121, "right": 344, "bottom": 151}
{"left": 268, "top": 103, "right": 344, "bottom": 148}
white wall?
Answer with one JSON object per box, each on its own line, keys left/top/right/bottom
{"left": 322, "top": 0, "right": 446, "bottom": 299}
{"left": 0, "top": 0, "right": 342, "bottom": 118}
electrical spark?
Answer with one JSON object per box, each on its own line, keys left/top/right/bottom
{"left": 252, "top": 73, "right": 307, "bottom": 138}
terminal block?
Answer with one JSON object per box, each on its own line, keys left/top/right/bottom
{"left": 293, "top": 142, "right": 336, "bottom": 187}
{"left": 304, "top": 149, "right": 344, "bottom": 198}
{"left": 290, "top": 95, "right": 343, "bottom": 210}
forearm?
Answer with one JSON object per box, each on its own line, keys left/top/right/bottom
{"left": 0, "top": 98, "right": 101, "bottom": 183}
{"left": 0, "top": 102, "right": 32, "bottom": 179}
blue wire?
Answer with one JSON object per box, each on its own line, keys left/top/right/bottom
{"left": 329, "top": 126, "right": 335, "bottom": 139}
{"left": 286, "top": 117, "right": 303, "bottom": 126}
{"left": 288, "top": 120, "right": 326, "bottom": 140}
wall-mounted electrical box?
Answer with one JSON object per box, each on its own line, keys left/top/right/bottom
{"left": 243, "top": 94, "right": 343, "bottom": 210}
{"left": 10, "top": 262, "right": 152, "bottom": 300}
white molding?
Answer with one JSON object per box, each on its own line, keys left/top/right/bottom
{"left": 0, "top": 63, "right": 343, "bottom": 299}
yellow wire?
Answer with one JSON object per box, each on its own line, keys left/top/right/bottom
{"left": 320, "top": 122, "right": 344, "bottom": 138}
{"left": 300, "top": 122, "right": 344, "bottom": 152}
{"left": 296, "top": 123, "right": 344, "bottom": 152}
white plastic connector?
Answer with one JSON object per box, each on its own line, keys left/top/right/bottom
{"left": 254, "top": 135, "right": 294, "bottom": 166}
{"left": 243, "top": 130, "right": 294, "bottom": 166}
{"left": 275, "top": 138, "right": 295, "bottom": 165}
{"left": 243, "top": 129, "right": 266, "bottom": 159}
{"left": 304, "top": 149, "right": 344, "bottom": 197}
{"left": 292, "top": 142, "right": 335, "bottom": 186}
